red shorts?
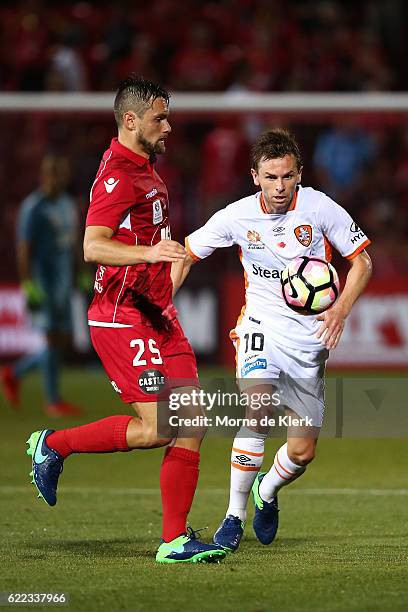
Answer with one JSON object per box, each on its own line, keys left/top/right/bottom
{"left": 90, "top": 318, "right": 199, "bottom": 404}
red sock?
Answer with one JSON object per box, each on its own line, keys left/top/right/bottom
{"left": 160, "top": 446, "right": 200, "bottom": 542}
{"left": 46, "top": 415, "right": 133, "bottom": 458}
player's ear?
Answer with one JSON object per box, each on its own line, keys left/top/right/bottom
{"left": 122, "top": 111, "right": 138, "bottom": 131}
{"left": 297, "top": 165, "right": 303, "bottom": 183}
{"left": 251, "top": 168, "right": 260, "bottom": 187}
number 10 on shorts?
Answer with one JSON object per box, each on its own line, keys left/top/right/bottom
{"left": 130, "top": 338, "right": 163, "bottom": 366}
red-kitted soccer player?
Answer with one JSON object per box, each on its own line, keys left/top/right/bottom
{"left": 25, "top": 76, "right": 226, "bottom": 565}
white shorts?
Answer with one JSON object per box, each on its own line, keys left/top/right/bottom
{"left": 231, "top": 317, "right": 329, "bottom": 428}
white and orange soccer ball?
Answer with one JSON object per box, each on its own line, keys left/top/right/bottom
{"left": 281, "top": 256, "right": 340, "bottom": 314}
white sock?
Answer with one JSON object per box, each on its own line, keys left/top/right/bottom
{"left": 226, "top": 427, "right": 266, "bottom": 521}
{"left": 259, "top": 443, "right": 306, "bottom": 502}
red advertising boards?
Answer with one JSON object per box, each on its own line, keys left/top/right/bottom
{"left": 0, "top": 285, "right": 44, "bottom": 358}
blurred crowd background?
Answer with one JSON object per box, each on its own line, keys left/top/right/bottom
{"left": 0, "top": 0, "right": 405, "bottom": 403}
{"left": 0, "top": 0, "right": 406, "bottom": 93}
{"left": 0, "top": 0, "right": 407, "bottom": 283}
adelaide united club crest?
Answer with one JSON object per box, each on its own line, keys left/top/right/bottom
{"left": 294, "top": 225, "right": 312, "bottom": 247}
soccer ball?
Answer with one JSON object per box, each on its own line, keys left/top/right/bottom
{"left": 281, "top": 256, "right": 340, "bottom": 314}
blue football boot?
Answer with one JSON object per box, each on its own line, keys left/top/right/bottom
{"left": 156, "top": 527, "right": 227, "bottom": 564}
{"left": 26, "top": 429, "right": 64, "bottom": 506}
{"left": 213, "top": 515, "right": 245, "bottom": 552}
{"left": 252, "top": 472, "right": 279, "bottom": 545}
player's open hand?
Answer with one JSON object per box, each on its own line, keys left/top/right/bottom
{"left": 147, "top": 240, "right": 186, "bottom": 264}
{"left": 316, "top": 306, "right": 346, "bottom": 350}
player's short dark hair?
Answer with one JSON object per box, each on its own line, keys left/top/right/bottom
{"left": 251, "top": 128, "right": 302, "bottom": 171}
{"left": 113, "top": 75, "right": 170, "bottom": 127}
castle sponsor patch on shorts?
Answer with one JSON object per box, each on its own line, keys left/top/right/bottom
{"left": 241, "top": 358, "right": 267, "bottom": 377}
{"left": 138, "top": 369, "right": 166, "bottom": 394}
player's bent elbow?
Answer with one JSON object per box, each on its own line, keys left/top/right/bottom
{"left": 83, "top": 239, "right": 98, "bottom": 263}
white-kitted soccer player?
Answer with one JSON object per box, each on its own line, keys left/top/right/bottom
{"left": 172, "top": 128, "right": 372, "bottom": 552}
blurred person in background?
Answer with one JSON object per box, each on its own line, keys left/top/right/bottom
{"left": 0, "top": 155, "right": 83, "bottom": 417}
{"left": 46, "top": 34, "right": 87, "bottom": 91}
{"left": 199, "top": 118, "right": 249, "bottom": 222}
{"left": 313, "top": 119, "right": 377, "bottom": 205}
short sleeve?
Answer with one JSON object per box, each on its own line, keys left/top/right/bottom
{"left": 185, "top": 207, "right": 235, "bottom": 260}
{"left": 318, "top": 194, "right": 371, "bottom": 259}
{"left": 86, "top": 170, "right": 135, "bottom": 231}
{"left": 17, "top": 197, "right": 37, "bottom": 242}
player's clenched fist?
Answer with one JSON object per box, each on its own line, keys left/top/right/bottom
{"left": 147, "top": 239, "right": 186, "bottom": 263}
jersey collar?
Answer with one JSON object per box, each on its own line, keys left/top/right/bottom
{"left": 110, "top": 138, "right": 150, "bottom": 167}
{"left": 259, "top": 187, "right": 299, "bottom": 214}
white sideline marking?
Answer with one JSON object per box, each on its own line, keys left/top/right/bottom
{"left": 1, "top": 487, "right": 408, "bottom": 496}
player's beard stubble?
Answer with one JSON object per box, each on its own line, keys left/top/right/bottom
{"left": 137, "top": 129, "right": 166, "bottom": 156}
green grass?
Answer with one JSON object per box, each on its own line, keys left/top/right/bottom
{"left": 1, "top": 368, "right": 408, "bottom": 611}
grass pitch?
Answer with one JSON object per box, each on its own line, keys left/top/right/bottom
{"left": 1, "top": 368, "right": 407, "bottom": 611}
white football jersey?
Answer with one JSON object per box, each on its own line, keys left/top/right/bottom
{"left": 186, "top": 186, "right": 371, "bottom": 350}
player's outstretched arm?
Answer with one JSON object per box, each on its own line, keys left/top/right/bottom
{"left": 316, "top": 250, "right": 372, "bottom": 349}
{"left": 84, "top": 226, "right": 186, "bottom": 266}
{"left": 171, "top": 255, "right": 196, "bottom": 297}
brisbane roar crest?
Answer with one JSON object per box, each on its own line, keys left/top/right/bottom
{"left": 294, "top": 225, "right": 312, "bottom": 247}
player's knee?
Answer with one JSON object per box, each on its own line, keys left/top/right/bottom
{"left": 288, "top": 446, "right": 315, "bottom": 466}
{"left": 136, "top": 425, "right": 171, "bottom": 449}
{"left": 155, "top": 437, "right": 172, "bottom": 448}
{"left": 144, "top": 427, "right": 171, "bottom": 448}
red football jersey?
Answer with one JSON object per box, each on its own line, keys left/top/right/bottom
{"left": 86, "top": 138, "right": 173, "bottom": 326}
